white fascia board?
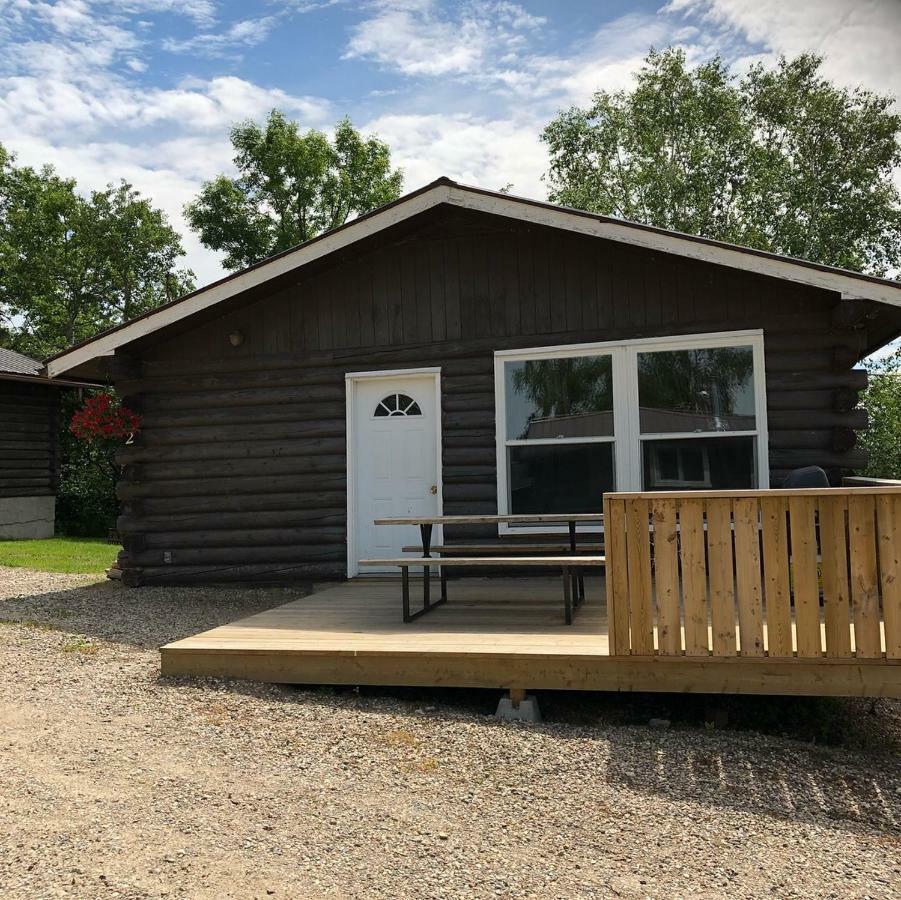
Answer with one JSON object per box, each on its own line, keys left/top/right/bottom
{"left": 447, "top": 188, "right": 901, "bottom": 309}
{"left": 47, "top": 183, "right": 453, "bottom": 378}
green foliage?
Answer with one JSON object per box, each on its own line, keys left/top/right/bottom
{"left": 0, "top": 537, "right": 118, "bottom": 574}
{"left": 542, "top": 49, "right": 901, "bottom": 275}
{"left": 0, "top": 146, "right": 194, "bottom": 358}
{"left": 636, "top": 348, "right": 753, "bottom": 416}
{"left": 511, "top": 357, "right": 613, "bottom": 421}
{"left": 858, "top": 349, "right": 901, "bottom": 479}
{"left": 55, "top": 390, "right": 120, "bottom": 537}
{"left": 186, "top": 111, "right": 404, "bottom": 271}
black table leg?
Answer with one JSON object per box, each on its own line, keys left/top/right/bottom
{"left": 563, "top": 568, "right": 573, "bottom": 625}
{"left": 569, "top": 520, "right": 584, "bottom": 604}
{"left": 402, "top": 557, "right": 448, "bottom": 623}
{"left": 420, "top": 523, "right": 433, "bottom": 612}
{"left": 402, "top": 566, "right": 410, "bottom": 623}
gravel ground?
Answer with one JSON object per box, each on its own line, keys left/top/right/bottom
{"left": 1, "top": 565, "right": 901, "bottom": 900}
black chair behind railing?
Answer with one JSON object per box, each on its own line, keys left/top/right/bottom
{"left": 782, "top": 466, "right": 830, "bottom": 489}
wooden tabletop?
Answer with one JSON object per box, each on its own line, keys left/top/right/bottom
{"left": 374, "top": 513, "right": 605, "bottom": 526}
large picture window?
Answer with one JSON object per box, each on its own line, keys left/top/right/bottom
{"left": 494, "top": 331, "right": 767, "bottom": 529}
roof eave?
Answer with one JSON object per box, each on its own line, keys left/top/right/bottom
{"left": 45, "top": 179, "right": 901, "bottom": 378}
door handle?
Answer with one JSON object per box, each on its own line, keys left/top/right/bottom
{"left": 429, "top": 484, "right": 438, "bottom": 495}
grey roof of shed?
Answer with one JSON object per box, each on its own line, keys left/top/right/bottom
{"left": 0, "top": 347, "right": 42, "bottom": 377}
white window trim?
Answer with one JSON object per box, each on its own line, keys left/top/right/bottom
{"left": 493, "top": 330, "right": 769, "bottom": 534}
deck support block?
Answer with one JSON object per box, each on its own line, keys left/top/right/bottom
{"left": 509, "top": 687, "right": 527, "bottom": 707}
{"left": 496, "top": 691, "right": 541, "bottom": 723}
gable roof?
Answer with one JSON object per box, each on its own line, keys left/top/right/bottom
{"left": 46, "top": 177, "right": 901, "bottom": 379}
{"left": 0, "top": 347, "right": 42, "bottom": 377}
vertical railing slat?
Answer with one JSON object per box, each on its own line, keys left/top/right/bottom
{"left": 788, "top": 496, "right": 823, "bottom": 658}
{"left": 626, "top": 498, "right": 654, "bottom": 655}
{"left": 733, "top": 497, "right": 765, "bottom": 656}
{"left": 877, "top": 495, "right": 901, "bottom": 659}
{"left": 761, "top": 496, "right": 793, "bottom": 657}
{"left": 848, "top": 494, "right": 881, "bottom": 658}
{"left": 604, "top": 495, "right": 631, "bottom": 656}
{"left": 652, "top": 499, "right": 681, "bottom": 655}
{"left": 819, "top": 495, "right": 853, "bottom": 658}
{"left": 679, "top": 499, "right": 710, "bottom": 656}
{"left": 706, "top": 498, "right": 736, "bottom": 656}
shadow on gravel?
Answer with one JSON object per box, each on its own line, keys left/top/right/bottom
{"left": 602, "top": 703, "right": 901, "bottom": 835}
{"left": 6, "top": 575, "right": 901, "bottom": 837}
{"left": 174, "top": 677, "right": 901, "bottom": 836}
{"left": 0, "top": 578, "right": 307, "bottom": 648}
{"left": 207, "top": 675, "right": 901, "bottom": 755}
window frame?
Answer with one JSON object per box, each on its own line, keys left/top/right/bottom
{"left": 493, "top": 329, "right": 769, "bottom": 534}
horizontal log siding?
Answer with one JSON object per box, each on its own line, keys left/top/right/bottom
{"left": 115, "top": 211, "right": 872, "bottom": 584}
{"left": 0, "top": 380, "right": 58, "bottom": 498}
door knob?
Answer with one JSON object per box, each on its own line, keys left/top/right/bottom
{"left": 429, "top": 484, "right": 438, "bottom": 495}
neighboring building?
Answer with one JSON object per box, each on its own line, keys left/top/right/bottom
{"left": 45, "top": 179, "right": 901, "bottom": 584}
{"left": 0, "top": 348, "right": 63, "bottom": 539}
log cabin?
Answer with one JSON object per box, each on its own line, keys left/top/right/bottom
{"left": 45, "top": 179, "right": 901, "bottom": 587}
{"left": 0, "top": 348, "right": 63, "bottom": 538}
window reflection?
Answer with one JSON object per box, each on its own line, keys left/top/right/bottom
{"left": 504, "top": 355, "right": 614, "bottom": 440}
{"left": 638, "top": 346, "right": 755, "bottom": 433}
{"left": 642, "top": 436, "right": 756, "bottom": 490}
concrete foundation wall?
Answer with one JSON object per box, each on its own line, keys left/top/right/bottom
{"left": 0, "top": 495, "right": 55, "bottom": 540}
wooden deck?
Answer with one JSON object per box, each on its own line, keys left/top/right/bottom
{"left": 161, "top": 577, "right": 901, "bottom": 697}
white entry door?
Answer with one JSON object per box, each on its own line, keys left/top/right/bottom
{"left": 349, "top": 371, "right": 441, "bottom": 575}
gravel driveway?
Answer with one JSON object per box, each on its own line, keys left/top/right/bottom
{"left": 1, "top": 565, "right": 900, "bottom": 900}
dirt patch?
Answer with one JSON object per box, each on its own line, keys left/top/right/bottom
{"left": 1, "top": 566, "right": 900, "bottom": 899}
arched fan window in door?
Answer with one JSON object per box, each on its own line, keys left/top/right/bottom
{"left": 374, "top": 393, "right": 422, "bottom": 417}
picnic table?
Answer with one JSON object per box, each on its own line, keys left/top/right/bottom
{"left": 365, "top": 513, "right": 606, "bottom": 624}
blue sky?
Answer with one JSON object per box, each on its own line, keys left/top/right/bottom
{"left": 1, "top": 0, "right": 900, "bottom": 302}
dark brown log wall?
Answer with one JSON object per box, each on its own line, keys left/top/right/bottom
{"left": 114, "top": 208, "right": 878, "bottom": 584}
{"left": 0, "top": 379, "right": 59, "bottom": 499}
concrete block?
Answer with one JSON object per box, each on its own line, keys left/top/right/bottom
{"left": 0, "top": 495, "right": 55, "bottom": 540}
{"left": 495, "top": 694, "right": 542, "bottom": 723}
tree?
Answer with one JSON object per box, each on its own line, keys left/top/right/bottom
{"left": 858, "top": 348, "right": 901, "bottom": 480}
{"left": 185, "top": 111, "right": 404, "bottom": 271}
{"left": 542, "top": 50, "right": 901, "bottom": 275}
{"left": 0, "top": 146, "right": 194, "bottom": 358}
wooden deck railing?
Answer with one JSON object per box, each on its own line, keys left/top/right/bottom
{"left": 602, "top": 488, "right": 901, "bottom": 659}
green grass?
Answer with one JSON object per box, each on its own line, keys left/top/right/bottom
{"left": 0, "top": 537, "right": 119, "bottom": 574}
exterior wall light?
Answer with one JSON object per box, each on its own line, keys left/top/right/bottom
{"left": 228, "top": 330, "right": 245, "bottom": 347}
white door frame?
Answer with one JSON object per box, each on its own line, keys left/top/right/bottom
{"left": 345, "top": 367, "right": 443, "bottom": 577}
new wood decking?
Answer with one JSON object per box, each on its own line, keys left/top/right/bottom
{"left": 161, "top": 576, "right": 901, "bottom": 697}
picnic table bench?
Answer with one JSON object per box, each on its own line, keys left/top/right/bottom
{"left": 359, "top": 556, "right": 606, "bottom": 624}
{"left": 364, "top": 513, "right": 606, "bottom": 624}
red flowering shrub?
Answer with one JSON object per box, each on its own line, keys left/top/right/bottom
{"left": 70, "top": 393, "right": 142, "bottom": 443}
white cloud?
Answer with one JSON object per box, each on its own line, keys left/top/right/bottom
{"left": 3, "top": 0, "right": 899, "bottom": 292}
{"left": 665, "top": 0, "right": 901, "bottom": 100}
{"left": 345, "top": 0, "right": 545, "bottom": 78}
{"left": 109, "top": 0, "right": 218, "bottom": 26}
{"left": 526, "top": 13, "right": 685, "bottom": 106}
{"left": 162, "top": 15, "right": 280, "bottom": 56}
{"left": 0, "top": 73, "right": 331, "bottom": 284}
{"left": 345, "top": 5, "right": 708, "bottom": 107}
{"left": 0, "top": 2, "right": 333, "bottom": 283}
{"left": 0, "top": 71, "right": 328, "bottom": 136}
{"left": 363, "top": 111, "right": 547, "bottom": 199}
